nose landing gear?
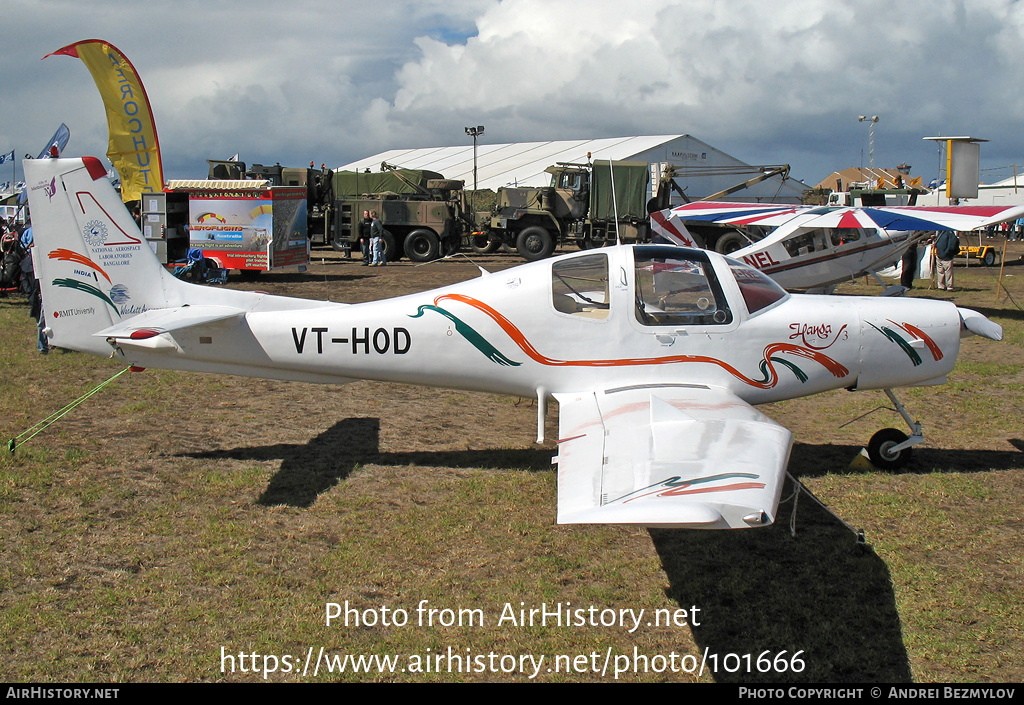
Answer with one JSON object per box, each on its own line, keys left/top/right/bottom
{"left": 866, "top": 389, "right": 924, "bottom": 470}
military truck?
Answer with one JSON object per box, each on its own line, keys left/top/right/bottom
{"left": 329, "top": 163, "right": 467, "bottom": 262}
{"left": 471, "top": 160, "right": 651, "bottom": 261}
{"left": 826, "top": 183, "right": 924, "bottom": 207}
{"left": 470, "top": 160, "right": 792, "bottom": 261}
{"left": 207, "top": 160, "right": 468, "bottom": 262}
{"left": 208, "top": 159, "right": 335, "bottom": 248}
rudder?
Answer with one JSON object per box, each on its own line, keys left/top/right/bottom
{"left": 25, "top": 157, "right": 184, "bottom": 355}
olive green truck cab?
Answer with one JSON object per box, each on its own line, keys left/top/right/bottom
{"left": 471, "top": 160, "right": 652, "bottom": 261}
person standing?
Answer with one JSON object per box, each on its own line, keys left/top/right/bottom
{"left": 934, "top": 230, "right": 959, "bottom": 292}
{"left": 19, "top": 224, "right": 48, "bottom": 353}
{"left": 359, "top": 210, "right": 372, "bottom": 265}
{"left": 369, "top": 211, "right": 387, "bottom": 266}
{"left": 900, "top": 240, "right": 918, "bottom": 289}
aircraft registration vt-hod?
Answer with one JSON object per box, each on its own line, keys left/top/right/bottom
{"left": 26, "top": 158, "right": 1004, "bottom": 530}
{"left": 652, "top": 200, "right": 1024, "bottom": 291}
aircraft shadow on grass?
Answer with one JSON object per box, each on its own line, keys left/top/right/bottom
{"left": 178, "top": 417, "right": 552, "bottom": 508}
{"left": 650, "top": 502, "right": 913, "bottom": 684}
{"left": 177, "top": 420, "right": 1024, "bottom": 510}
{"left": 789, "top": 442, "right": 1024, "bottom": 478}
{"left": 652, "top": 439, "right": 1024, "bottom": 684}
{"left": 176, "top": 418, "right": 1024, "bottom": 683}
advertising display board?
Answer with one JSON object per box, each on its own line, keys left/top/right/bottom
{"left": 184, "top": 186, "right": 309, "bottom": 271}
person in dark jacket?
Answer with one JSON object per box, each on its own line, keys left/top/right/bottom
{"left": 900, "top": 241, "right": 919, "bottom": 289}
{"left": 369, "top": 211, "right": 387, "bottom": 266}
{"left": 934, "top": 230, "right": 959, "bottom": 291}
{"left": 359, "top": 210, "right": 372, "bottom": 265}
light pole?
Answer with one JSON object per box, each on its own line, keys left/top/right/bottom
{"left": 465, "top": 125, "right": 484, "bottom": 192}
{"left": 858, "top": 115, "right": 879, "bottom": 172}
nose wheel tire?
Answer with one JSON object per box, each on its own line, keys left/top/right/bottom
{"left": 867, "top": 428, "right": 912, "bottom": 470}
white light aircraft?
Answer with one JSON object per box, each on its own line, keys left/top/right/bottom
{"left": 652, "top": 201, "right": 1024, "bottom": 291}
{"left": 26, "top": 158, "right": 1004, "bottom": 530}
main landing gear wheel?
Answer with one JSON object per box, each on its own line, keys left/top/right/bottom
{"left": 867, "top": 428, "right": 912, "bottom": 470}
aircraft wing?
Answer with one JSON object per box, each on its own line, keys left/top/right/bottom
{"left": 659, "top": 201, "right": 1024, "bottom": 232}
{"left": 658, "top": 202, "right": 807, "bottom": 228}
{"left": 553, "top": 385, "right": 792, "bottom": 529}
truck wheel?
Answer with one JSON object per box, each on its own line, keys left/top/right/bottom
{"left": 470, "top": 233, "right": 499, "bottom": 254}
{"left": 589, "top": 230, "right": 613, "bottom": 248}
{"left": 983, "top": 249, "right": 996, "bottom": 266}
{"left": 383, "top": 230, "right": 401, "bottom": 262}
{"left": 715, "top": 231, "right": 746, "bottom": 254}
{"left": 404, "top": 229, "right": 441, "bottom": 262}
{"left": 443, "top": 236, "right": 461, "bottom": 256}
{"left": 516, "top": 226, "right": 555, "bottom": 261}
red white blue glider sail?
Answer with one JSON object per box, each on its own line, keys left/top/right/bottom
{"left": 657, "top": 201, "right": 1024, "bottom": 238}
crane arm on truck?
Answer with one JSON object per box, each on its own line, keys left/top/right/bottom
{"left": 699, "top": 165, "right": 791, "bottom": 202}
{"left": 380, "top": 161, "right": 432, "bottom": 197}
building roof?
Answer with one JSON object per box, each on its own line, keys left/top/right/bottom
{"left": 339, "top": 135, "right": 808, "bottom": 203}
{"left": 815, "top": 167, "right": 921, "bottom": 191}
{"left": 338, "top": 136, "right": 686, "bottom": 191}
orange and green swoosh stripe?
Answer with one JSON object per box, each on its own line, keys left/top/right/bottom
{"left": 423, "top": 294, "right": 848, "bottom": 389}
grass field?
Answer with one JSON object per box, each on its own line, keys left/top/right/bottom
{"left": 1, "top": 241, "right": 1022, "bottom": 682}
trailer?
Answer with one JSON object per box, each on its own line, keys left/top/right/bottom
{"left": 158, "top": 180, "right": 310, "bottom": 277}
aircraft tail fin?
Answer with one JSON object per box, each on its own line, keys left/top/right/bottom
{"left": 25, "top": 157, "right": 188, "bottom": 356}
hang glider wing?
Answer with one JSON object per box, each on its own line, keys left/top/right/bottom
{"left": 553, "top": 385, "right": 792, "bottom": 529}
{"left": 660, "top": 201, "right": 1024, "bottom": 233}
{"left": 658, "top": 202, "right": 806, "bottom": 230}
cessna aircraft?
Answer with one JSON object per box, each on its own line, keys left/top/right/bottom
{"left": 26, "top": 158, "right": 1004, "bottom": 530}
{"left": 652, "top": 201, "right": 1024, "bottom": 291}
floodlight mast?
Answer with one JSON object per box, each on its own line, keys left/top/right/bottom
{"left": 465, "top": 125, "right": 485, "bottom": 192}
{"left": 858, "top": 115, "right": 880, "bottom": 171}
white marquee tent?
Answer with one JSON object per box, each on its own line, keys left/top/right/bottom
{"left": 337, "top": 135, "right": 807, "bottom": 204}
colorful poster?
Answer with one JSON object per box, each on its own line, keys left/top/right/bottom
{"left": 45, "top": 40, "right": 164, "bottom": 202}
{"left": 186, "top": 187, "right": 308, "bottom": 271}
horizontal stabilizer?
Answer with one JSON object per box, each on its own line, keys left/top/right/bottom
{"left": 95, "top": 305, "right": 246, "bottom": 340}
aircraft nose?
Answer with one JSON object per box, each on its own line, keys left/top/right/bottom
{"left": 957, "top": 307, "right": 1002, "bottom": 341}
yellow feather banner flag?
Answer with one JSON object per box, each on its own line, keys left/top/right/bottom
{"left": 45, "top": 39, "right": 164, "bottom": 203}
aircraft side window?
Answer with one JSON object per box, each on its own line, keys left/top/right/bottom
{"left": 783, "top": 231, "right": 815, "bottom": 257}
{"left": 551, "top": 253, "right": 610, "bottom": 320}
{"left": 728, "top": 262, "right": 788, "bottom": 315}
{"left": 784, "top": 229, "right": 835, "bottom": 257}
{"left": 830, "top": 228, "right": 863, "bottom": 246}
{"left": 633, "top": 250, "right": 732, "bottom": 326}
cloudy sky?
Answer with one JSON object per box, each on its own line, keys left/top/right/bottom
{"left": 3, "top": 0, "right": 1023, "bottom": 188}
